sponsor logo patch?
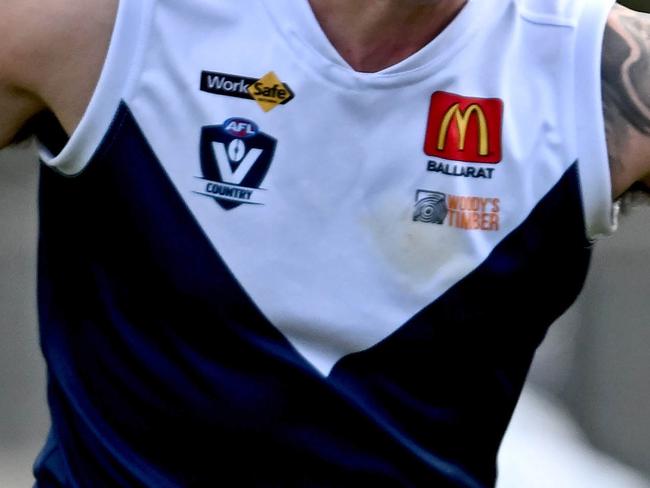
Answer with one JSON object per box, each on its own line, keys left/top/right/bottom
{"left": 414, "top": 190, "right": 501, "bottom": 232}
{"left": 200, "top": 71, "right": 295, "bottom": 112}
{"left": 426, "top": 160, "right": 496, "bottom": 180}
{"left": 248, "top": 72, "right": 294, "bottom": 112}
{"left": 424, "top": 91, "right": 503, "bottom": 164}
{"left": 413, "top": 191, "right": 448, "bottom": 224}
{"left": 195, "top": 118, "right": 276, "bottom": 210}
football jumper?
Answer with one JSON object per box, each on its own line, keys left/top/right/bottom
{"left": 34, "top": 0, "right": 616, "bottom": 486}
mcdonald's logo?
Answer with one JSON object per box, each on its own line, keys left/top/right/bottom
{"left": 424, "top": 92, "right": 503, "bottom": 164}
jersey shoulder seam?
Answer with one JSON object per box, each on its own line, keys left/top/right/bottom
{"left": 514, "top": 0, "right": 579, "bottom": 28}
{"left": 517, "top": 7, "right": 577, "bottom": 28}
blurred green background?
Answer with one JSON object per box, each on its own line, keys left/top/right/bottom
{"left": 622, "top": 0, "right": 650, "bottom": 12}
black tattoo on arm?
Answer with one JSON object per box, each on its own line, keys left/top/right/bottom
{"left": 602, "top": 5, "right": 650, "bottom": 192}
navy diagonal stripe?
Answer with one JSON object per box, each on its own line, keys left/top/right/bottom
{"left": 35, "top": 102, "right": 590, "bottom": 488}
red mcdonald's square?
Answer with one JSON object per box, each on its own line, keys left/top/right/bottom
{"left": 424, "top": 91, "right": 504, "bottom": 164}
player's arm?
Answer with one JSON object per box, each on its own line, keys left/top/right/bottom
{"left": 0, "top": 87, "right": 43, "bottom": 149}
{"left": 602, "top": 4, "right": 650, "bottom": 198}
{"left": 0, "top": 4, "right": 47, "bottom": 149}
{"left": 0, "top": 0, "right": 117, "bottom": 150}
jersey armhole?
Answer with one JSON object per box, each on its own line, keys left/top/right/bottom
{"left": 38, "top": 0, "right": 154, "bottom": 176}
{"left": 573, "top": 0, "right": 618, "bottom": 241}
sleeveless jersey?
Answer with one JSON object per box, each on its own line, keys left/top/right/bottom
{"left": 34, "top": 0, "right": 616, "bottom": 486}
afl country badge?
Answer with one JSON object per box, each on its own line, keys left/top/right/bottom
{"left": 195, "top": 118, "right": 277, "bottom": 210}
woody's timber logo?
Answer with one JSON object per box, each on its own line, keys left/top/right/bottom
{"left": 413, "top": 190, "right": 501, "bottom": 232}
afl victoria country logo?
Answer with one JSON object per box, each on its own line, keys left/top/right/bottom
{"left": 195, "top": 118, "right": 277, "bottom": 210}
{"left": 424, "top": 91, "right": 503, "bottom": 164}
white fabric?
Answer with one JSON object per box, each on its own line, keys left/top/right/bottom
{"left": 39, "top": 0, "right": 616, "bottom": 375}
{"left": 572, "top": 0, "right": 619, "bottom": 238}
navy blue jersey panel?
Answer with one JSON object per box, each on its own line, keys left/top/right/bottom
{"left": 32, "top": 431, "right": 70, "bottom": 488}
{"left": 330, "top": 163, "right": 592, "bottom": 486}
{"left": 36, "top": 103, "right": 483, "bottom": 487}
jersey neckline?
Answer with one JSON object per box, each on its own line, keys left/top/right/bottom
{"left": 260, "top": 0, "right": 494, "bottom": 89}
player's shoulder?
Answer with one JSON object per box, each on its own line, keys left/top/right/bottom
{"left": 607, "top": 2, "right": 650, "bottom": 22}
{"left": 514, "top": 0, "right": 608, "bottom": 26}
{"left": 0, "top": 0, "right": 118, "bottom": 94}
{"left": 0, "top": 0, "right": 118, "bottom": 138}
{"left": 604, "top": 4, "right": 650, "bottom": 57}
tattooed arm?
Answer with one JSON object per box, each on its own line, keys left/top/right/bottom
{"left": 602, "top": 4, "right": 650, "bottom": 198}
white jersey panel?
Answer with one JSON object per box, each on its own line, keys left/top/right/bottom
{"left": 518, "top": 0, "right": 617, "bottom": 237}
{"left": 39, "top": 0, "right": 615, "bottom": 375}
{"left": 573, "top": 0, "right": 618, "bottom": 238}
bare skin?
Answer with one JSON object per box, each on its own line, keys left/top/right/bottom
{"left": 0, "top": 0, "right": 649, "bottom": 200}
{"left": 308, "top": 0, "right": 467, "bottom": 72}
{"left": 603, "top": 4, "right": 650, "bottom": 197}
{"left": 0, "top": 0, "right": 117, "bottom": 146}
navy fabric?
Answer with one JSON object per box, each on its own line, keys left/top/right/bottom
{"left": 329, "top": 160, "right": 592, "bottom": 483}
{"left": 35, "top": 103, "right": 591, "bottom": 487}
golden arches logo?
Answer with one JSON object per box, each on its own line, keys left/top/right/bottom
{"left": 437, "top": 103, "right": 489, "bottom": 156}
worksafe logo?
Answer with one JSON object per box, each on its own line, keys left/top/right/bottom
{"left": 200, "top": 71, "right": 295, "bottom": 112}
{"left": 414, "top": 190, "right": 501, "bottom": 231}
{"left": 195, "top": 118, "right": 277, "bottom": 210}
{"left": 424, "top": 91, "right": 503, "bottom": 164}
{"left": 249, "top": 72, "right": 295, "bottom": 112}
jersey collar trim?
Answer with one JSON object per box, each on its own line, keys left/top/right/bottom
{"left": 260, "top": 0, "right": 498, "bottom": 88}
